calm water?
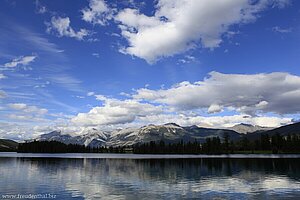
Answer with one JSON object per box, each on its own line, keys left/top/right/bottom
{"left": 0, "top": 153, "right": 300, "bottom": 200}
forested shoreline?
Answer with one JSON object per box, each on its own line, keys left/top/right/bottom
{"left": 133, "top": 133, "right": 300, "bottom": 154}
{"left": 17, "top": 141, "right": 125, "bottom": 153}
{"left": 16, "top": 133, "right": 300, "bottom": 154}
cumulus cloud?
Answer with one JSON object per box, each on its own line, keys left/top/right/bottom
{"left": 208, "top": 104, "right": 223, "bottom": 114}
{"left": 0, "top": 122, "right": 57, "bottom": 140}
{"left": 138, "top": 114, "right": 291, "bottom": 128}
{"left": 8, "top": 103, "right": 48, "bottom": 115}
{"left": 133, "top": 71, "right": 300, "bottom": 115}
{"left": 72, "top": 96, "right": 163, "bottom": 126}
{"left": 46, "top": 16, "right": 89, "bottom": 40}
{"left": 3, "top": 71, "right": 297, "bottom": 133}
{"left": 70, "top": 72, "right": 299, "bottom": 128}
{"left": 0, "top": 112, "right": 292, "bottom": 140}
{"left": 115, "top": 0, "right": 289, "bottom": 63}
{"left": 4, "top": 55, "right": 36, "bottom": 68}
{"left": 81, "top": 0, "right": 113, "bottom": 25}
{"left": 0, "top": 122, "right": 28, "bottom": 140}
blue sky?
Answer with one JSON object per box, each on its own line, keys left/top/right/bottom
{"left": 1, "top": 0, "right": 300, "bottom": 139}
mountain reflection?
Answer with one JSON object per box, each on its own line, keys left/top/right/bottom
{"left": 1, "top": 157, "right": 300, "bottom": 199}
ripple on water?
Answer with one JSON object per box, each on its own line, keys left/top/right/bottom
{"left": 0, "top": 156, "right": 300, "bottom": 199}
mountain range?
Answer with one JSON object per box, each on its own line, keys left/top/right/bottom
{"left": 33, "top": 128, "right": 108, "bottom": 148}
{"left": 32, "top": 123, "right": 278, "bottom": 148}
{"left": 1, "top": 122, "right": 300, "bottom": 150}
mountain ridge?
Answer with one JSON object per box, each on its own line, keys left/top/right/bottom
{"left": 33, "top": 123, "right": 245, "bottom": 147}
{"left": 2, "top": 122, "right": 300, "bottom": 149}
{"left": 227, "top": 123, "right": 273, "bottom": 134}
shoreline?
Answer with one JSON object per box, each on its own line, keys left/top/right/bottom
{"left": 0, "top": 152, "right": 300, "bottom": 159}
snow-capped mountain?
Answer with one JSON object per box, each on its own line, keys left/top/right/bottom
{"left": 34, "top": 128, "right": 109, "bottom": 148}
{"left": 77, "top": 128, "right": 108, "bottom": 147}
{"left": 33, "top": 123, "right": 243, "bottom": 147}
{"left": 226, "top": 123, "right": 273, "bottom": 134}
{"left": 106, "top": 123, "right": 187, "bottom": 146}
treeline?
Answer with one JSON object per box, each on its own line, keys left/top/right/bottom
{"left": 234, "top": 134, "right": 300, "bottom": 153}
{"left": 133, "top": 138, "right": 227, "bottom": 154}
{"left": 133, "top": 134, "right": 300, "bottom": 154}
{"left": 18, "top": 141, "right": 125, "bottom": 153}
{"left": 133, "top": 140, "right": 201, "bottom": 154}
{"left": 17, "top": 134, "right": 300, "bottom": 154}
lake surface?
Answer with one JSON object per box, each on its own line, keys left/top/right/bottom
{"left": 0, "top": 153, "right": 300, "bottom": 199}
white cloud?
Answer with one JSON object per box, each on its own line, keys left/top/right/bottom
{"left": 81, "top": 0, "right": 113, "bottom": 25}
{"left": 115, "top": 0, "right": 289, "bottom": 63}
{"left": 87, "top": 91, "right": 95, "bottom": 96}
{"left": 178, "top": 55, "right": 196, "bottom": 64}
{"left": 72, "top": 96, "right": 163, "bottom": 126}
{"left": 70, "top": 71, "right": 298, "bottom": 128}
{"left": 272, "top": 26, "right": 292, "bottom": 33}
{"left": 46, "top": 16, "right": 89, "bottom": 40}
{"left": 133, "top": 71, "right": 300, "bottom": 115}
{"left": 4, "top": 55, "right": 36, "bottom": 68}
{"left": 8, "top": 103, "right": 48, "bottom": 115}
{"left": 255, "top": 100, "right": 269, "bottom": 108}
{"left": 92, "top": 53, "right": 100, "bottom": 58}
{"left": 0, "top": 122, "right": 57, "bottom": 140}
{"left": 0, "top": 73, "right": 7, "bottom": 79}
{"left": 138, "top": 114, "right": 291, "bottom": 128}
{"left": 0, "top": 111, "right": 292, "bottom": 141}
{"left": 3, "top": 104, "right": 49, "bottom": 129}
{"left": 208, "top": 104, "right": 223, "bottom": 114}
{"left": 2, "top": 70, "right": 297, "bottom": 132}
{"left": 8, "top": 103, "right": 27, "bottom": 110}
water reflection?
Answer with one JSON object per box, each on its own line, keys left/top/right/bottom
{"left": 0, "top": 157, "right": 300, "bottom": 199}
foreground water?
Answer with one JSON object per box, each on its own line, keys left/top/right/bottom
{"left": 0, "top": 153, "right": 300, "bottom": 199}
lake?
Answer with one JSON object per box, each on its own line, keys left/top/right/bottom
{"left": 0, "top": 153, "right": 300, "bottom": 199}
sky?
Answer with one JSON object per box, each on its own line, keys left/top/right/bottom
{"left": 1, "top": 0, "right": 300, "bottom": 140}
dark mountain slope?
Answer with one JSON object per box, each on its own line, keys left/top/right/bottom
{"left": 0, "top": 139, "right": 18, "bottom": 152}
{"left": 246, "top": 122, "right": 300, "bottom": 140}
